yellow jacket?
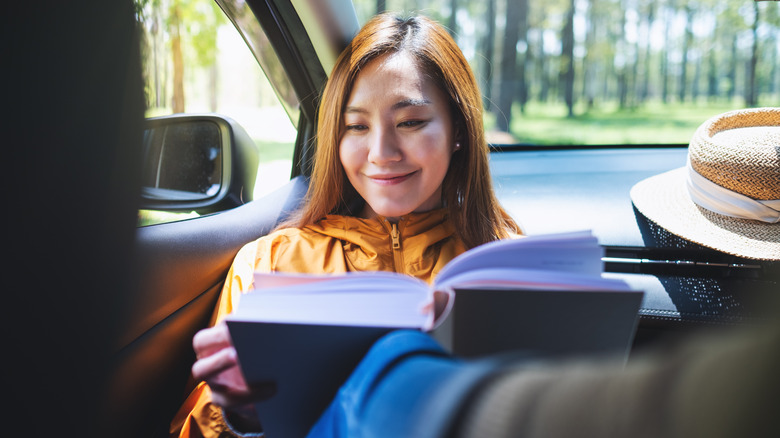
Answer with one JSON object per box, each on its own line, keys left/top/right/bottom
{"left": 170, "top": 209, "right": 466, "bottom": 437}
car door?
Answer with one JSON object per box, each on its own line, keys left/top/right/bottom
{"left": 108, "top": 1, "right": 358, "bottom": 436}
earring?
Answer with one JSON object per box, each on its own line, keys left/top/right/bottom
{"left": 454, "top": 142, "right": 461, "bottom": 150}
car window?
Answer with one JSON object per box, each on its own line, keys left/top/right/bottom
{"left": 352, "top": 0, "right": 778, "bottom": 146}
{"left": 134, "top": 0, "right": 297, "bottom": 226}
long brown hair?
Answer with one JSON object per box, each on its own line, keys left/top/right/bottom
{"left": 281, "top": 13, "right": 521, "bottom": 248}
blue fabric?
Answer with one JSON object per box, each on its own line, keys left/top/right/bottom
{"left": 306, "top": 330, "right": 506, "bottom": 438}
{"left": 306, "top": 330, "right": 450, "bottom": 437}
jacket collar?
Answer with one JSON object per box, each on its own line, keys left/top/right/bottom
{"left": 305, "top": 209, "right": 456, "bottom": 251}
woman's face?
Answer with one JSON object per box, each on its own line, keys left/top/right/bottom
{"left": 339, "top": 52, "right": 456, "bottom": 221}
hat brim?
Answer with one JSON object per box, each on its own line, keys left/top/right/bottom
{"left": 630, "top": 167, "right": 780, "bottom": 261}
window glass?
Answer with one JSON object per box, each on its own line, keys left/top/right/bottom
{"left": 134, "top": 0, "right": 297, "bottom": 225}
{"left": 352, "top": 0, "right": 779, "bottom": 146}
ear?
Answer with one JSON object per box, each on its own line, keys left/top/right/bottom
{"left": 452, "top": 125, "right": 464, "bottom": 153}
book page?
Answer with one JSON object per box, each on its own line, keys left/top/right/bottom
{"left": 232, "top": 274, "right": 433, "bottom": 328}
{"left": 252, "top": 270, "right": 420, "bottom": 290}
{"left": 436, "top": 267, "right": 632, "bottom": 292}
{"left": 435, "top": 230, "right": 604, "bottom": 286}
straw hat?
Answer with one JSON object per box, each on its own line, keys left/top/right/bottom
{"left": 630, "top": 107, "right": 780, "bottom": 261}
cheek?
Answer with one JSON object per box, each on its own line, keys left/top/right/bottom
{"left": 410, "top": 133, "right": 453, "bottom": 167}
{"left": 338, "top": 138, "right": 364, "bottom": 177}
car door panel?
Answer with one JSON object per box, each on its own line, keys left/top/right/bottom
{"left": 110, "top": 176, "right": 308, "bottom": 437}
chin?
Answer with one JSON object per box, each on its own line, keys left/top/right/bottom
{"left": 377, "top": 209, "right": 413, "bottom": 219}
{"left": 365, "top": 203, "right": 415, "bottom": 220}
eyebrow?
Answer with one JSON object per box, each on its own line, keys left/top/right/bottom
{"left": 344, "top": 98, "right": 432, "bottom": 114}
{"left": 391, "top": 98, "right": 432, "bottom": 110}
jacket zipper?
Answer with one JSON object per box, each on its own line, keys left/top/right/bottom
{"left": 388, "top": 221, "right": 405, "bottom": 273}
{"left": 391, "top": 222, "right": 401, "bottom": 250}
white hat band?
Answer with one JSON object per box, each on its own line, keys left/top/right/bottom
{"left": 686, "top": 157, "right": 780, "bottom": 224}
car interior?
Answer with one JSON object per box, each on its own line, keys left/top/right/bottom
{"left": 10, "top": 0, "right": 776, "bottom": 437}
{"left": 126, "top": 0, "right": 780, "bottom": 435}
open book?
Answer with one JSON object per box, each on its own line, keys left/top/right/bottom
{"left": 226, "top": 230, "right": 642, "bottom": 438}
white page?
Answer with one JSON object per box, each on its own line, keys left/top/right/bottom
{"left": 437, "top": 267, "right": 631, "bottom": 292}
{"left": 436, "top": 230, "right": 602, "bottom": 285}
{"left": 253, "top": 270, "right": 419, "bottom": 290}
{"left": 231, "top": 290, "right": 430, "bottom": 327}
{"left": 232, "top": 274, "right": 432, "bottom": 328}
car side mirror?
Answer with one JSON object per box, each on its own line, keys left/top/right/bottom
{"left": 140, "top": 114, "right": 259, "bottom": 214}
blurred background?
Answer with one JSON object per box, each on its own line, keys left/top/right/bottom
{"left": 132, "top": 0, "right": 779, "bottom": 198}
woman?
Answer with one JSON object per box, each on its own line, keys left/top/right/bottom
{"left": 170, "top": 13, "right": 520, "bottom": 438}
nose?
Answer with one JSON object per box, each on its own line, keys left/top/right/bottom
{"left": 367, "top": 125, "right": 403, "bottom": 165}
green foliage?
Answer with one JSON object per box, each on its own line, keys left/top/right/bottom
{"left": 353, "top": 0, "right": 779, "bottom": 143}
{"left": 176, "top": 0, "right": 225, "bottom": 67}
{"left": 500, "top": 101, "right": 739, "bottom": 145}
{"left": 135, "top": 0, "right": 227, "bottom": 110}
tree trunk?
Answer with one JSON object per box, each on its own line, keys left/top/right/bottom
{"left": 539, "top": 46, "right": 550, "bottom": 102}
{"left": 481, "top": 0, "right": 496, "bottom": 111}
{"left": 707, "top": 48, "right": 718, "bottom": 102}
{"left": 706, "top": 16, "right": 719, "bottom": 102}
{"left": 517, "top": 0, "right": 529, "bottom": 113}
{"left": 770, "top": 29, "right": 778, "bottom": 98}
{"left": 171, "top": 0, "right": 185, "bottom": 113}
{"left": 581, "top": 0, "right": 596, "bottom": 109}
{"left": 727, "top": 35, "right": 737, "bottom": 101}
{"left": 661, "top": 0, "right": 674, "bottom": 103}
{"left": 561, "top": 0, "right": 575, "bottom": 117}
{"left": 448, "top": 0, "right": 458, "bottom": 36}
{"left": 496, "top": 0, "right": 526, "bottom": 132}
{"left": 639, "top": 0, "right": 655, "bottom": 103}
{"left": 746, "top": 2, "right": 759, "bottom": 106}
{"left": 616, "top": 7, "right": 627, "bottom": 109}
{"left": 692, "top": 56, "right": 701, "bottom": 103}
{"left": 678, "top": 6, "right": 693, "bottom": 103}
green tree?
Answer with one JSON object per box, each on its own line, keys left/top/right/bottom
{"left": 481, "top": 0, "right": 497, "bottom": 111}
{"left": 135, "top": 0, "right": 224, "bottom": 113}
{"left": 560, "top": 0, "right": 575, "bottom": 117}
{"left": 170, "top": 0, "right": 184, "bottom": 113}
{"left": 678, "top": 4, "right": 694, "bottom": 103}
{"left": 661, "top": 0, "right": 675, "bottom": 103}
{"left": 637, "top": 0, "right": 656, "bottom": 103}
{"left": 746, "top": 1, "right": 759, "bottom": 106}
{"left": 448, "top": 0, "right": 459, "bottom": 35}
{"left": 717, "top": 4, "right": 748, "bottom": 103}
{"left": 497, "top": 0, "right": 528, "bottom": 131}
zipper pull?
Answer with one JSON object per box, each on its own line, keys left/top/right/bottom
{"left": 391, "top": 222, "right": 401, "bottom": 250}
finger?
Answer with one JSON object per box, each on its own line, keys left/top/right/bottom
{"left": 191, "top": 347, "right": 238, "bottom": 382}
{"left": 193, "top": 323, "right": 233, "bottom": 358}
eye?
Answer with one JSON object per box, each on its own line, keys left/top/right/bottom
{"left": 344, "top": 124, "right": 368, "bottom": 132}
{"left": 398, "top": 120, "right": 426, "bottom": 128}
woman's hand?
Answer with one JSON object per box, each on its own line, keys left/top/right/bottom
{"left": 192, "top": 322, "right": 275, "bottom": 430}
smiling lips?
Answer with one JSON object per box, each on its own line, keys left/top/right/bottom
{"left": 367, "top": 170, "right": 418, "bottom": 185}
